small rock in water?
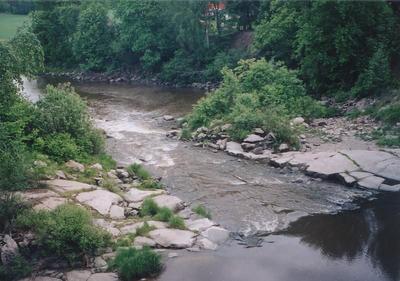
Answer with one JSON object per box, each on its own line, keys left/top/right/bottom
{"left": 163, "top": 115, "right": 175, "bottom": 121}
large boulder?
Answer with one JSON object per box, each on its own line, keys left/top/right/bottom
{"left": 152, "top": 195, "right": 184, "bottom": 212}
{"left": 305, "top": 152, "right": 359, "bottom": 178}
{"left": 76, "top": 190, "right": 122, "bottom": 215}
{"left": 149, "top": 229, "right": 196, "bottom": 248}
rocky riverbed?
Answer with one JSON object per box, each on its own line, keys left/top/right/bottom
{"left": 19, "top": 79, "right": 400, "bottom": 281}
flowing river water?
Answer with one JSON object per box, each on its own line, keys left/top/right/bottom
{"left": 24, "top": 78, "right": 400, "bottom": 281}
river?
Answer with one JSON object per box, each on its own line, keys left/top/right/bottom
{"left": 25, "top": 78, "right": 400, "bottom": 281}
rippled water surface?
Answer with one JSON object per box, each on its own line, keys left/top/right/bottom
{"left": 26, "top": 79, "right": 399, "bottom": 281}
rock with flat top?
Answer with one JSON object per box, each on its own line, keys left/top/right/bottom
{"left": 149, "top": 229, "right": 196, "bottom": 248}
{"left": 292, "top": 117, "right": 305, "bottom": 125}
{"left": 55, "top": 170, "right": 67, "bottom": 179}
{"left": 186, "top": 218, "right": 216, "bottom": 232}
{"left": 19, "top": 277, "right": 62, "bottom": 281}
{"left": 65, "top": 270, "right": 91, "bottom": 281}
{"left": 201, "top": 226, "right": 229, "bottom": 244}
{"left": 163, "top": 115, "right": 174, "bottom": 121}
{"left": 357, "top": 175, "right": 385, "bottom": 190}
{"left": 93, "top": 219, "right": 120, "bottom": 237}
{"left": 305, "top": 152, "right": 359, "bottom": 178}
{"left": 76, "top": 190, "right": 122, "bottom": 215}
{"left": 254, "top": 128, "right": 265, "bottom": 136}
{"left": 152, "top": 195, "right": 184, "bottom": 212}
{"left": 349, "top": 171, "right": 373, "bottom": 180}
{"left": 278, "top": 143, "right": 289, "bottom": 152}
{"left": 197, "top": 237, "right": 218, "bottom": 250}
{"left": 20, "top": 189, "right": 59, "bottom": 200}
{"left": 90, "top": 163, "right": 103, "bottom": 171}
{"left": 65, "top": 160, "right": 85, "bottom": 172}
{"left": 120, "top": 221, "right": 167, "bottom": 235}
{"left": 134, "top": 236, "right": 156, "bottom": 247}
{"left": 45, "top": 179, "right": 94, "bottom": 193}
{"left": 34, "top": 197, "right": 67, "bottom": 211}
{"left": 109, "top": 205, "right": 125, "bottom": 219}
{"left": 87, "top": 273, "right": 118, "bottom": 281}
{"left": 338, "top": 173, "right": 356, "bottom": 186}
{"left": 380, "top": 184, "right": 400, "bottom": 192}
{"left": 226, "top": 141, "right": 246, "bottom": 157}
{"left": 244, "top": 134, "right": 264, "bottom": 143}
{"left": 123, "top": 188, "right": 165, "bottom": 203}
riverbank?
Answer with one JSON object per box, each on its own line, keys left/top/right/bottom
{"left": 42, "top": 70, "right": 219, "bottom": 92}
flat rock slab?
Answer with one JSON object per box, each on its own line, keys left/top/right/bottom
{"left": 134, "top": 236, "right": 156, "bottom": 247}
{"left": 94, "top": 219, "right": 120, "bottom": 237}
{"left": 149, "top": 229, "right": 196, "bottom": 248}
{"left": 123, "top": 188, "right": 165, "bottom": 203}
{"left": 341, "top": 150, "right": 400, "bottom": 182}
{"left": 19, "top": 277, "right": 62, "bottom": 281}
{"left": 201, "top": 226, "right": 229, "bottom": 244}
{"left": 357, "top": 175, "right": 385, "bottom": 190}
{"left": 76, "top": 190, "right": 122, "bottom": 215}
{"left": 197, "top": 237, "right": 218, "bottom": 250}
{"left": 87, "top": 273, "right": 119, "bottom": 281}
{"left": 120, "top": 221, "right": 167, "bottom": 235}
{"left": 65, "top": 270, "right": 92, "bottom": 281}
{"left": 34, "top": 197, "right": 67, "bottom": 211}
{"left": 45, "top": 179, "right": 95, "bottom": 193}
{"left": 186, "top": 218, "right": 216, "bottom": 232}
{"left": 20, "top": 189, "right": 59, "bottom": 200}
{"left": 244, "top": 134, "right": 264, "bottom": 143}
{"left": 305, "top": 152, "right": 359, "bottom": 178}
{"left": 152, "top": 195, "right": 184, "bottom": 212}
{"left": 109, "top": 205, "right": 125, "bottom": 219}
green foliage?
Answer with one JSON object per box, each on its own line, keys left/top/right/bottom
{"left": 153, "top": 207, "right": 173, "bottom": 222}
{"left": 139, "top": 179, "right": 162, "bottom": 190}
{"left": 17, "top": 204, "right": 111, "bottom": 264}
{"left": 180, "top": 128, "right": 192, "bottom": 140}
{"left": 375, "top": 103, "right": 400, "bottom": 125}
{"left": 127, "top": 163, "right": 151, "bottom": 180}
{"left": 192, "top": 205, "right": 212, "bottom": 219}
{"left": 188, "top": 59, "right": 324, "bottom": 145}
{"left": 254, "top": 1, "right": 398, "bottom": 98}
{"left": 135, "top": 222, "right": 155, "bottom": 237}
{"left": 0, "top": 194, "right": 31, "bottom": 232}
{"left": 109, "top": 247, "right": 162, "bottom": 280}
{"left": 140, "top": 198, "right": 159, "bottom": 217}
{"left": 0, "top": 255, "right": 32, "bottom": 281}
{"left": 168, "top": 215, "right": 185, "bottom": 230}
{"left": 33, "top": 83, "right": 104, "bottom": 161}
{"left": 72, "top": 2, "right": 114, "bottom": 71}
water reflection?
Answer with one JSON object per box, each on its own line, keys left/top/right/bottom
{"left": 285, "top": 193, "right": 400, "bottom": 281}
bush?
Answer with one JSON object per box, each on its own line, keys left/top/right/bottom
{"left": 0, "top": 255, "right": 32, "bottom": 281}
{"left": 187, "top": 59, "right": 326, "bottom": 145}
{"left": 127, "top": 163, "right": 151, "bottom": 180}
{"left": 0, "top": 194, "right": 31, "bottom": 233}
{"left": 140, "top": 198, "right": 159, "bottom": 217}
{"left": 168, "top": 216, "right": 185, "bottom": 230}
{"left": 153, "top": 207, "right": 173, "bottom": 222}
{"left": 139, "top": 179, "right": 162, "bottom": 190}
{"left": 375, "top": 103, "right": 400, "bottom": 125}
{"left": 135, "top": 222, "right": 155, "bottom": 237}
{"left": 109, "top": 247, "right": 162, "bottom": 280}
{"left": 33, "top": 84, "right": 104, "bottom": 161}
{"left": 192, "top": 205, "right": 211, "bottom": 219}
{"left": 17, "top": 204, "right": 110, "bottom": 264}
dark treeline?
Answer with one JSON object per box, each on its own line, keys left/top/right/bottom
{"left": 28, "top": 0, "right": 400, "bottom": 100}
{"left": 0, "top": 0, "right": 35, "bottom": 14}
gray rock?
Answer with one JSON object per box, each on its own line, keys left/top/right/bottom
{"left": 55, "top": 170, "right": 67, "bottom": 179}
{"left": 123, "top": 188, "right": 165, "bottom": 203}
{"left": 225, "top": 141, "right": 246, "bottom": 157}
{"left": 197, "top": 237, "right": 218, "bottom": 250}
{"left": 152, "top": 195, "right": 184, "bottom": 212}
{"left": 357, "top": 175, "right": 385, "bottom": 190}
{"left": 45, "top": 179, "right": 94, "bottom": 193}
{"left": 93, "top": 219, "right": 120, "bottom": 237}
{"left": 120, "top": 221, "right": 167, "bottom": 235}
{"left": 90, "top": 163, "right": 103, "bottom": 171}
{"left": 349, "top": 171, "right": 373, "bottom": 180}
{"left": 163, "top": 115, "right": 174, "bottom": 121}
{"left": 94, "top": 256, "right": 107, "bottom": 268}
{"left": 216, "top": 138, "right": 227, "bottom": 150}
{"left": 243, "top": 134, "right": 264, "bottom": 143}
{"left": 338, "top": 173, "right": 357, "bottom": 186}
{"left": 253, "top": 128, "right": 265, "bottom": 136}
{"left": 76, "top": 190, "right": 123, "bottom": 215}
{"left": 1, "top": 235, "right": 19, "bottom": 264}
{"left": 278, "top": 143, "right": 289, "bottom": 152}
{"left": 149, "top": 229, "right": 196, "bottom": 248}
{"left": 380, "top": 184, "right": 400, "bottom": 192}
{"left": 65, "top": 270, "right": 92, "bottom": 281}
{"left": 186, "top": 218, "right": 216, "bottom": 232}
{"left": 241, "top": 142, "right": 256, "bottom": 152}
{"left": 221, "top": 124, "right": 232, "bottom": 131}
{"left": 168, "top": 252, "right": 179, "bottom": 258}
{"left": 65, "top": 160, "right": 85, "bottom": 172}
{"left": 292, "top": 117, "right": 305, "bottom": 125}
{"left": 201, "top": 226, "right": 229, "bottom": 244}
{"left": 87, "top": 273, "right": 119, "bottom": 281}
{"left": 34, "top": 197, "right": 67, "bottom": 211}
{"left": 306, "top": 152, "right": 359, "bottom": 178}
{"left": 20, "top": 189, "right": 59, "bottom": 200}
{"left": 109, "top": 205, "right": 125, "bottom": 219}
{"left": 134, "top": 236, "right": 156, "bottom": 247}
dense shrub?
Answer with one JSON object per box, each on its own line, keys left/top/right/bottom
{"left": 140, "top": 198, "right": 159, "bottom": 217}
{"left": 0, "top": 255, "right": 32, "bottom": 281}
{"left": 375, "top": 103, "right": 400, "bottom": 125}
{"left": 153, "top": 207, "right": 173, "bottom": 222}
{"left": 135, "top": 222, "right": 155, "bottom": 237}
{"left": 168, "top": 216, "right": 185, "bottom": 230}
{"left": 187, "top": 59, "right": 324, "bottom": 145}
{"left": 17, "top": 204, "right": 110, "bottom": 263}
{"left": 0, "top": 194, "right": 31, "bottom": 232}
{"left": 139, "top": 179, "right": 162, "bottom": 190}
{"left": 33, "top": 84, "right": 104, "bottom": 161}
{"left": 109, "top": 247, "right": 162, "bottom": 280}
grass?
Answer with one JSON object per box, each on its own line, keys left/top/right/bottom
{"left": 153, "top": 207, "right": 173, "bottom": 222}
{"left": 139, "top": 179, "right": 163, "bottom": 190}
{"left": 109, "top": 247, "right": 162, "bottom": 280}
{"left": 140, "top": 198, "right": 159, "bottom": 217}
{"left": 168, "top": 215, "right": 185, "bottom": 229}
{"left": 135, "top": 222, "right": 155, "bottom": 237}
{"left": 192, "top": 205, "right": 212, "bottom": 219}
{"left": 0, "top": 13, "right": 29, "bottom": 41}
{"left": 127, "top": 163, "right": 151, "bottom": 180}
